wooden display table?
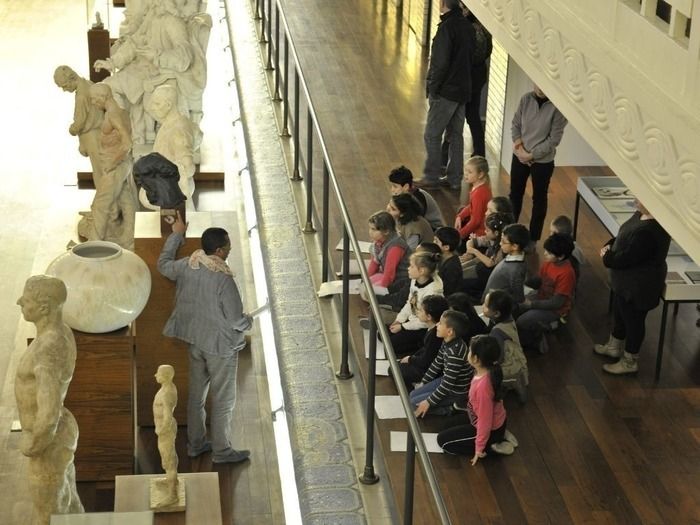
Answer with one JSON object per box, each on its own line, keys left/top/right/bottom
{"left": 64, "top": 327, "right": 135, "bottom": 482}
{"left": 114, "top": 473, "right": 222, "bottom": 525}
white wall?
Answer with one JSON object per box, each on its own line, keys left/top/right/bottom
{"left": 499, "top": 59, "right": 606, "bottom": 172}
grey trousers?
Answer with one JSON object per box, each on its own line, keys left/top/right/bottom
{"left": 423, "top": 95, "right": 465, "bottom": 187}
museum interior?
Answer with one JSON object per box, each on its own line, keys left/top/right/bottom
{"left": 1, "top": 0, "right": 699, "bottom": 523}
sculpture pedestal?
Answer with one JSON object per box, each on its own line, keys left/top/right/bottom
{"left": 115, "top": 473, "right": 221, "bottom": 525}
{"left": 149, "top": 477, "right": 186, "bottom": 513}
{"left": 51, "top": 511, "right": 154, "bottom": 524}
{"left": 63, "top": 327, "right": 135, "bottom": 482}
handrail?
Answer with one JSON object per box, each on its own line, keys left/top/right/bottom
{"left": 243, "top": 0, "right": 453, "bottom": 523}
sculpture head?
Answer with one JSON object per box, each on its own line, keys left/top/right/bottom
{"left": 133, "top": 153, "right": 187, "bottom": 208}
{"left": 155, "top": 364, "right": 175, "bottom": 384}
{"left": 17, "top": 276, "right": 67, "bottom": 323}
{"left": 148, "top": 85, "right": 178, "bottom": 122}
{"left": 54, "top": 66, "right": 79, "bottom": 93}
{"left": 90, "top": 82, "right": 113, "bottom": 110}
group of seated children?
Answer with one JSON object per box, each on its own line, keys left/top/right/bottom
{"left": 360, "top": 159, "right": 582, "bottom": 461}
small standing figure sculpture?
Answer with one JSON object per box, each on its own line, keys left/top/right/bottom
{"left": 151, "top": 364, "right": 185, "bottom": 511}
{"left": 15, "top": 275, "right": 84, "bottom": 524}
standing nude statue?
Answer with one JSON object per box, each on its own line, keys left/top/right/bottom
{"left": 148, "top": 84, "right": 196, "bottom": 210}
{"left": 85, "top": 82, "right": 138, "bottom": 250}
{"left": 53, "top": 66, "right": 104, "bottom": 186}
{"left": 151, "top": 364, "right": 183, "bottom": 510}
{"left": 15, "top": 276, "right": 83, "bottom": 524}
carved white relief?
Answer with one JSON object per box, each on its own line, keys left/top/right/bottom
{"left": 478, "top": 0, "right": 700, "bottom": 235}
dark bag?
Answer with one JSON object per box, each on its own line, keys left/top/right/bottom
{"left": 471, "top": 20, "right": 492, "bottom": 65}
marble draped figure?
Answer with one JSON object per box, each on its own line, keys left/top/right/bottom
{"left": 81, "top": 82, "right": 138, "bottom": 250}
{"left": 15, "top": 276, "right": 83, "bottom": 524}
{"left": 93, "top": 0, "right": 211, "bottom": 152}
{"left": 151, "top": 364, "right": 184, "bottom": 510}
{"left": 53, "top": 65, "right": 104, "bottom": 187}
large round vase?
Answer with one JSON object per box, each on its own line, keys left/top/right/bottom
{"left": 46, "top": 241, "right": 152, "bottom": 333}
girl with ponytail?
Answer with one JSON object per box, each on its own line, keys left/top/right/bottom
{"left": 436, "top": 335, "right": 518, "bottom": 464}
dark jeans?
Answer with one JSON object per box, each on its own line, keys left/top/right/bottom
{"left": 437, "top": 420, "right": 507, "bottom": 456}
{"left": 442, "top": 64, "right": 487, "bottom": 160}
{"left": 388, "top": 327, "right": 427, "bottom": 357}
{"left": 611, "top": 293, "right": 650, "bottom": 356}
{"left": 424, "top": 95, "right": 465, "bottom": 187}
{"left": 509, "top": 155, "right": 555, "bottom": 241}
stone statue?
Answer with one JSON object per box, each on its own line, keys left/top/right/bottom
{"left": 148, "top": 84, "right": 196, "bottom": 209}
{"left": 81, "top": 82, "right": 137, "bottom": 251}
{"left": 93, "top": 0, "right": 195, "bottom": 148}
{"left": 151, "top": 364, "right": 185, "bottom": 511}
{"left": 15, "top": 276, "right": 84, "bottom": 524}
{"left": 134, "top": 152, "right": 187, "bottom": 208}
{"left": 53, "top": 66, "right": 105, "bottom": 187}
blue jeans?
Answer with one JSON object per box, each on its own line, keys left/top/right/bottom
{"left": 409, "top": 377, "right": 459, "bottom": 416}
{"left": 187, "top": 344, "right": 240, "bottom": 459}
{"left": 423, "top": 96, "right": 465, "bottom": 187}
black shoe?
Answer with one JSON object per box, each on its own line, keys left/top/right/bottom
{"left": 212, "top": 449, "right": 250, "bottom": 464}
{"left": 188, "top": 441, "right": 212, "bottom": 458}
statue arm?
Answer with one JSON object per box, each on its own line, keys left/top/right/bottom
{"left": 156, "top": 23, "right": 194, "bottom": 73}
{"left": 70, "top": 93, "right": 92, "bottom": 136}
{"left": 20, "top": 365, "right": 62, "bottom": 456}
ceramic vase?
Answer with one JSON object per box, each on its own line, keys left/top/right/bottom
{"left": 46, "top": 241, "right": 152, "bottom": 333}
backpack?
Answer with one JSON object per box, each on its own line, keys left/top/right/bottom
{"left": 471, "top": 19, "right": 493, "bottom": 66}
{"left": 492, "top": 321, "right": 528, "bottom": 386}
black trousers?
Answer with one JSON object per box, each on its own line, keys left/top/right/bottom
{"left": 509, "top": 155, "right": 555, "bottom": 241}
{"left": 611, "top": 293, "right": 650, "bottom": 355}
{"left": 437, "top": 420, "right": 507, "bottom": 456}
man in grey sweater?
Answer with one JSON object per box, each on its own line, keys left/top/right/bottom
{"left": 158, "top": 212, "right": 253, "bottom": 463}
{"left": 510, "top": 85, "right": 568, "bottom": 242}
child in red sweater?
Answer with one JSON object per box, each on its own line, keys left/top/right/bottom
{"left": 436, "top": 335, "right": 518, "bottom": 463}
{"left": 454, "top": 156, "right": 493, "bottom": 241}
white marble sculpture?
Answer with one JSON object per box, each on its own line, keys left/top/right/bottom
{"left": 15, "top": 275, "right": 84, "bottom": 525}
{"left": 80, "top": 82, "right": 137, "bottom": 250}
{"left": 148, "top": 84, "right": 196, "bottom": 210}
{"left": 54, "top": 66, "right": 105, "bottom": 187}
{"left": 150, "top": 365, "right": 185, "bottom": 511}
{"left": 93, "top": 0, "right": 211, "bottom": 156}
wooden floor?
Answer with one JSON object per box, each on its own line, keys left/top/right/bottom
{"left": 0, "top": 2, "right": 283, "bottom": 524}
{"left": 267, "top": 0, "right": 700, "bottom": 523}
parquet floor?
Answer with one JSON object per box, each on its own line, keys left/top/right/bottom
{"left": 261, "top": 0, "right": 700, "bottom": 523}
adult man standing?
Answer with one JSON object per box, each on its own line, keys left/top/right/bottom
{"left": 15, "top": 276, "right": 83, "bottom": 524}
{"left": 53, "top": 65, "right": 104, "bottom": 186}
{"left": 157, "top": 212, "right": 252, "bottom": 463}
{"left": 417, "top": 0, "right": 474, "bottom": 191}
{"left": 509, "top": 85, "right": 568, "bottom": 242}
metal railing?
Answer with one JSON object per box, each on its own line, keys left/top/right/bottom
{"left": 242, "top": 0, "right": 452, "bottom": 523}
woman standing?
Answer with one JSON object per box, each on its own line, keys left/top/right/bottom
{"left": 594, "top": 200, "right": 670, "bottom": 374}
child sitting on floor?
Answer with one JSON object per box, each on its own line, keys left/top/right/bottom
{"left": 482, "top": 290, "right": 528, "bottom": 403}
{"left": 366, "top": 210, "right": 410, "bottom": 291}
{"left": 389, "top": 251, "right": 444, "bottom": 356}
{"left": 388, "top": 165, "right": 445, "bottom": 229}
{"left": 517, "top": 233, "right": 576, "bottom": 352}
{"left": 434, "top": 227, "right": 463, "bottom": 296}
{"left": 550, "top": 214, "right": 584, "bottom": 272}
{"left": 437, "top": 335, "right": 519, "bottom": 462}
{"left": 397, "top": 295, "right": 449, "bottom": 391}
{"left": 482, "top": 223, "right": 530, "bottom": 306}
{"left": 454, "top": 156, "right": 493, "bottom": 242}
{"left": 411, "top": 310, "right": 472, "bottom": 417}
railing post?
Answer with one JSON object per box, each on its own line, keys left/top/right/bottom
{"left": 359, "top": 313, "right": 380, "bottom": 485}
{"left": 303, "top": 109, "right": 316, "bottom": 233}
{"left": 273, "top": 5, "right": 282, "bottom": 101}
{"left": 321, "top": 162, "right": 330, "bottom": 282}
{"left": 281, "top": 36, "right": 290, "bottom": 136}
{"left": 291, "top": 70, "right": 302, "bottom": 180}
{"left": 254, "top": 0, "right": 261, "bottom": 19}
{"left": 259, "top": 0, "right": 267, "bottom": 42}
{"left": 336, "top": 227, "right": 353, "bottom": 379}
{"left": 265, "top": 0, "right": 273, "bottom": 69}
{"left": 404, "top": 431, "right": 416, "bottom": 525}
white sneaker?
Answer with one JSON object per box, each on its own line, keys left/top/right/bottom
{"left": 490, "top": 441, "right": 515, "bottom": 455}
{"left": 504, "top": 429, "right": 519, "bottom": 448}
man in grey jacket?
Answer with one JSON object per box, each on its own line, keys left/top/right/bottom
{"left": 510, "top": 85, "right": 568, "bottom": 241}
{"left": 158, "top": 212, "right": 252, "bottom": 463}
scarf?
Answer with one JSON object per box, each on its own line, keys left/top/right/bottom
{"left": 188, "top": 249, "right": 234, "bottom": 276}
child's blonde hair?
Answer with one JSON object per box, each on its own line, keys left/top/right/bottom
{"left": 410, "top": 251, "right": 441, "bottom": 275}
{"left": 467, "top": 155, "right": 490, "bottom": 184}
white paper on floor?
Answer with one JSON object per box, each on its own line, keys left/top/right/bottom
{"left": 317, "top": 279, "right": 362, "bottom": 297}
{"left": 375, "top": 395, "right": 407, "bottom": 419}
{"left": 375, "top": 360, "right": 390, "bottom": 376}
{"left": 335, "top": 239, "right": 372, "bottom": 254}
{"left": 335, "top": 258, "right": 370, "bottom": 278}
{"left": 363, "top": 328, "right": 386, "bottom": 360}
{"left": 390, "top": 431, "right": 444, "bottom": 453}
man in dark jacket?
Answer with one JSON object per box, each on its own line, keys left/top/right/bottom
{"left": 418, "top": 0, "right": 475, "bottom": 191}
